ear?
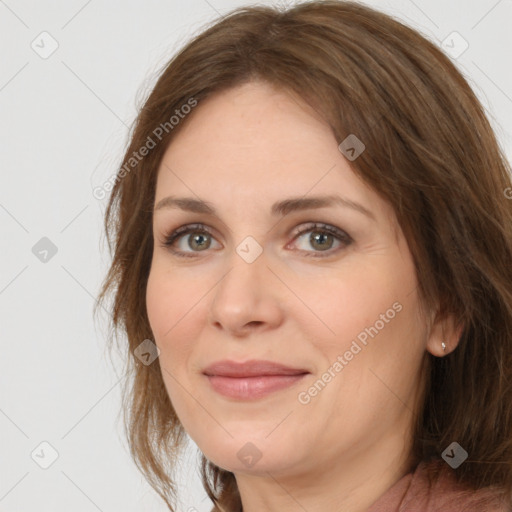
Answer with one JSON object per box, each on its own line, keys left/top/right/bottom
{"left": 425, "top": 309, "right": 464, "bottom": 357}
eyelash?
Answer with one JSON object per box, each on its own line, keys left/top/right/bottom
{"left": 160, "top": 222, "right": 353, "bottom": 259}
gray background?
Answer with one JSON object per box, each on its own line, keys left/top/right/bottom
{"left": 1, "top": 0, "right": 511, "bottom": 511}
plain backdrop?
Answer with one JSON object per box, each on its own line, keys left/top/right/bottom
{"left": 1, "top": 0, "right": 511, "bottom": 511}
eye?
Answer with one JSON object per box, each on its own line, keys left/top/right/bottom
{"left": 160, "top": 221, "right": 353, "bottom": 258}
{"left": 288, "top": 222, "right": 352, "bottom": 257}
{"left": 160, "top": 223, "right": 221, "bottom": 258}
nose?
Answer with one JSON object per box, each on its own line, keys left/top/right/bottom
{"left": 207, "top": 248, "right": 284, "bottom": 337}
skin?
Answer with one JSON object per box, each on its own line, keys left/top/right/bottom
{"left": 146, "top": 80, "right": 462, "bottom": 512}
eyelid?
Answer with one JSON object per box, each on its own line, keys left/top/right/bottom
{"left": 289, "top": 222, "right": 351, "bottom": 243}
{"left": 165, "top": 223, "right": 215, "bottom": 240}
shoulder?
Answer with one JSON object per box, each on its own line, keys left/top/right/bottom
{"left": 368, "top": 460, "right": 511, "bottom": 512}
{"left": 417, "top": 460, "right": 510, "bottom": 512}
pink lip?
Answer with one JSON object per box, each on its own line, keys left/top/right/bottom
{"left": 202, "top": 359, "right": 310, "bottom": 400}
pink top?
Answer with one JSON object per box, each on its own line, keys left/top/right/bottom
{"left": 367, "top": 460, "right": 511, "bottom": 512}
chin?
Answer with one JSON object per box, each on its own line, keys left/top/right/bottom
{"left": 196, "top": 434, "right": 304, "bottom": 475}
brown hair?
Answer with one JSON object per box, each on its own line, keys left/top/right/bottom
{"left": 94, "top": 1, "right": 512, "bottom": 510}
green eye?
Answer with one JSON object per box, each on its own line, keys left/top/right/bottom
{"left": 290, "top": 222, "right": 352, "bottom": 257}
{"left": 161, "top": 221, "right": 352, "bottom": 258}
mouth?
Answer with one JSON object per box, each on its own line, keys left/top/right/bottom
{"left": 202, "top": 359, "right": 310, "bottom": 400}
{"left": 204, "top": 373, "right": 309, "bottom": 400}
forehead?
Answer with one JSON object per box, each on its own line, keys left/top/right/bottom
{"left": 157, "top": 82, "right": 360, "bottom": 193}
{"left": 168, "top": 82, "right": 332, "bottom": 160}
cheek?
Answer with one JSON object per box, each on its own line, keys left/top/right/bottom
{"left": 146, "top": 268, "right": 204, "bottom": 410}
{"left": 328, "top": 256, "right": 424, "bottom": 385}
{"left": 305, "top": 252, "right": 422, "bottom": 372}
{"left": 296, "top": 267, "right": 423, "bottom": 429}
{"left": 145, "top": 266, "right": 203, "bottom": 356}
{"left": 297, "top": 267, "right": 404, "bottom": 346}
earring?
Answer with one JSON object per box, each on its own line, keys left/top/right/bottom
{"left": 441, "top": 341, "right": 446, "bottom": 352}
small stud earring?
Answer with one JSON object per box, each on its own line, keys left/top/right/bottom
{"left": 441, "top": 341, "right": 446, "bottom": 352}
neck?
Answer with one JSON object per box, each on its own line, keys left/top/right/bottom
{"left": 234, "top": 432, "right": 415, "bottom": 512}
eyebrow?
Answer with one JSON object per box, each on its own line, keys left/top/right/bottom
{"left": 154, "top": 194, "right": 376, "bottom": 221}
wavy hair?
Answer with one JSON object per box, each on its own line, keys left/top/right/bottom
{"left": 95, "top": 1, "right": 512, "bottom": 510}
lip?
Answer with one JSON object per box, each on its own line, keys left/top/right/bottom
{"left": 202, "top": 360, "right": 310, "bottom": 400}
{"left": 202, "top": 359, "right": 310, "bottom": 378}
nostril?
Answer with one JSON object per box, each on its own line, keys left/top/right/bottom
{"left": 247, "top": 321, "right": 264, "bottom": 327}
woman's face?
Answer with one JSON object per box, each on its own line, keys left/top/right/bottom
{"left": 146, "top": 81, "right": 432, "bottom": 478}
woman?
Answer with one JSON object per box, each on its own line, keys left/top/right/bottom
{"left": 96, "top": 1, "right": 512, "bottom": 511}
